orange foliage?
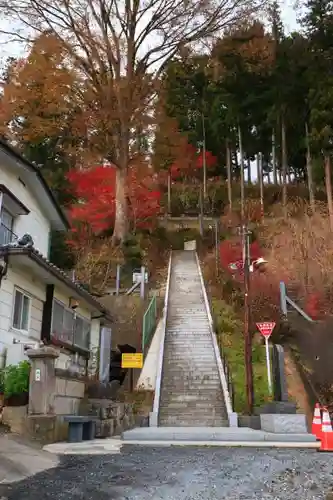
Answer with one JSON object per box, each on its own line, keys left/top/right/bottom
{"left": 0, "top": 32, "right": 77, "bottom": 142}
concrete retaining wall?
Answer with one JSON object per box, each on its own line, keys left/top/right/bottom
{"left": 54, "top": 373, "right": 85, "bottom": 415}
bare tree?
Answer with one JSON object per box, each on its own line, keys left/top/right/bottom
{"left": 0, "top": 0, "right": 264, "bottom": 244}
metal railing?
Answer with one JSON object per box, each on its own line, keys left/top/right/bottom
{"left": 142, "top": 294, "right": 157, "bottom": 356}
{"left": 151, "top": 253, "right": 172, "bottom": 426}
{"left": 279, "top": 280, "right": 323, "bottom": 408}
{"left": 280, "top": 281, "right": 314, "bottom": 322}
{"left": 195, "top": 252, "right": 236, "bottom": 424}
{"left": 218, "top": 337, "right": 235, "bottom": 410}
{"left": 0, "top": 223, "right": 17, "bottom": 246}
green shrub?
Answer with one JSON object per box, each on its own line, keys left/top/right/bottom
{"left": 163, "top": 181, "right": 327, "bottom": 217}
{"left": 0, "top": 369, "right": 4, "bottom": 394}
{"left": 4, "top": 361, "right": 30, "bottom": 399}
{"left": 212, "top": 298, "right": 271, "bottom": 414}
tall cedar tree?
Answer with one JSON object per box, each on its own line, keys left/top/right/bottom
{"left": 0, "top": 0, "right": 265, "bottom": 244}
{"left": 303, "top": 0, "right": 333, "bottom": 228}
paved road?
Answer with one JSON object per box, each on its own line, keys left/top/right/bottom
{"left": 0, "top": 446, "right": 333, "bottom": 499}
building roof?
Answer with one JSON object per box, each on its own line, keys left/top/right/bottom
{"left": 0, "top": 245, "right": 113, "bottom": 324}
{"left": 0, "top": 138, "right": 69, "bottom": 230}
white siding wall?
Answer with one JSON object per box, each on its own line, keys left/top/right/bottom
{"left": 0, "top": 266, "right": 45, "bottom": 350}
{"left": 0, "top": 270, "right": 101, "bottom": 372}
{"left": 0, "top": 164, "right": 51, "bottom": 257}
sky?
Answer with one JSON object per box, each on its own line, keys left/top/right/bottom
{"left": 0, "top": 0, "right": 300, "bottom": 68}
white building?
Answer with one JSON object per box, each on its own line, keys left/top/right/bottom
{"left": 0, "top": 139, "right": 112, "bottom": 373}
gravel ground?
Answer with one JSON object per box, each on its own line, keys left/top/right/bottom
{"left": 1, "top": 446, "right": 333, "bottom": 500}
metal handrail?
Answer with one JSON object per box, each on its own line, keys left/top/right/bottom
{"left": 279, "top": 280, "right": 324, "bottom": 408}
{"left": 150, "top": 252, "right": 172, "bottom": 426}
{"left": 195, "top": 252, "right": 237, "bottom": 425}
{"left": 0, "top": 222, "right": 17, "bottom": 246}
{"left": 142, "top": 294, "right": 157, "bottom": 356}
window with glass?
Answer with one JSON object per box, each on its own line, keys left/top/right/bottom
{"left": 0, "top": 208, "right": 14, "bottom": 245}
{"left": 12, "top": 289, "right": 30, "bottom": 331}
{"left": 51, "top": 299, "right": 91, "bottom": 351}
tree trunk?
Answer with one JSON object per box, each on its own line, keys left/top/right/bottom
{"left": 233, "top": 150, "right": 239, "bottom": 181}
{"left": 226, "top": 139, "right": 233, "bottom": 212}
{"left": 112, "top": 167, "right": 128, "bottom": 245}
{"left": 305, "top": 122, "right": 315, "bottom": 213}
{"left": 259, "top": 152, "right": 264, "bottom": 220}
{"left": 167, "top": 172, "right": 171, "bottom": 214}
{"left": 247, "top": 158, "right": 252, "bottom": 184}
{"left": 272, "top": 129, "right": 278, "bottom": 184}
{"left": 256, "top": 154, "right": 260, "bottom": 183}
{"left": 281, "top": 117, "right": 288, "bottom": 218}
{"left": 238, "top": 124, "right": 245, "bottom": 222}
{"left": 324, "top": 155, "right": 333, "bottom": 231}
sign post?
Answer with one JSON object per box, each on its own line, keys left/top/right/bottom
{"left": 256, "top": 322, "right": 275, "bottom": 395}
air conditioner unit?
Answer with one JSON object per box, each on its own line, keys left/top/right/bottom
{"left": 5, "top": 343, "right": 30, "bottom": 366}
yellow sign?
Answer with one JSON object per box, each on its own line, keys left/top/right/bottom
{"left": 121, "top": 353, "right": 143, "bottom": 369}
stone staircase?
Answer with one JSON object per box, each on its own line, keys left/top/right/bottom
{"left": 158, "top": 251, "right": 228, "bottom": 427}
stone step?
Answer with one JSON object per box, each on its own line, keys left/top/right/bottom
{"left": 161, "top": 371, "right": 219, "bottom": 377}
{"left": 162, "top": 375, "right": 220, "bottom": 382}
{"left": 160, "top": 403, "right": 226, "bottom": 411}
{"left": 160, "top": 391, "right": 224, "bottom": 399}
{"left": 163, "top": 358, "right": 217, "bottom": 363}
{"left": 161, "top": 387, "right": 224, "bottom": 394}
{"left": 162, "top": 372, "right": 220, "bottom": 378}
{"left": 161, "top": 387, "right": 223, "bottom": 393}
{"left": 163, "top": 360, "right": 217, "bottom": 365}
{"left": 165, "top": 332, "right": 211, "bottom": 336}
{"left": 159, "top": 414, "right": 227, "bottom": 422}
{"left": 158, "top": 250, "right": 227, "bottom": 427}
{"left": 159, "top": 418, "right": 228, "bottom": 427}
{"left": 164, "top": 353, "right": 214, "bottom": 357}
{"left": 159, "top": 414, "right": 227, "bottom": 423}
{"left": 164, "top": 338, "right": 212, "bottom": 343}
{"left": 162, "top": 382, "right": 221, "bottom": 387}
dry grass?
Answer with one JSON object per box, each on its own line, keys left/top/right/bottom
{"left": 260, "top": 200, "right": 333, "bottom": 313}
{"left": 72, "top": 234, "right": 124, "bottom": 293}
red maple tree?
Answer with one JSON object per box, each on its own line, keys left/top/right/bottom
{"left": 219, "top": 239, "right": 262, "bottom": 274}
{"left": 67, "top": 164, "right": 161, "bottom": 242}
{"left": 170, "top": 143, "right": 217, "bottom": 180}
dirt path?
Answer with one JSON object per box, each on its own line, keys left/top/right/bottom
{"left": 284, "top": 349, "right": 313, "bottom": 428}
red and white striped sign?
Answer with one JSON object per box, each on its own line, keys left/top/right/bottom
{"left": 256, "top": 322, "right": 275, "bottom": 339}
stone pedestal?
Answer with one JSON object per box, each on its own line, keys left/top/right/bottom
{"left": 260, "top": 413, "right": 308, "bottom": 434}
{"left": 256, "top": 401, "right": 297, "bottom": 415}
{"left": 26, "top": 347, "right": 59, "bottom": 416}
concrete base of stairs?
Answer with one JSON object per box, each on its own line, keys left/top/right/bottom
{"left": 122, "top": 426, "right": 318, "bottom": 448}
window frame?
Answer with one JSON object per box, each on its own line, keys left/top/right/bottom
{"left": 11, "top": 288, "right": 31, "bottom": 333}
{"left": 50, "top": 298, "right": 91, "bottom": 353}
{"left": 0, "top": 206, "right": 16, "bottom": 246}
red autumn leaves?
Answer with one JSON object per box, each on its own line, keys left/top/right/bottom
{"left": 170, "top": 143, "right": 217, "bottom": 179}
{"left": 67, "top": 164, "right": 161, "bottom": 238}
{"left": 67, "top": 145, "right": 217, "bottom": 238}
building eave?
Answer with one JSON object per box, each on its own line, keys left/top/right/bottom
{"left": 0, "top": 246, "right": 112, "bottom": 324}
{"left": 0, "top": 139, "right": 69, "bottom": 230}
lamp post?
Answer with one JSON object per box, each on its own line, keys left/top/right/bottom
{"left": 240, "top": 224, "right": 254, "bottom": 415}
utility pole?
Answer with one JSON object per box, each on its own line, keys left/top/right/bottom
{"left": 238, "top": 124, "right": 245, "bottom": 222}
{"left": 202, "top": 111, "right": 207, "bottom": 199}
{"left": 259, "top": 152, "right": 264, "bottom": 221}
{"left": 272, "top": 130, "right": 277, "bottom": 185}
{"left": 240, "top": 224, "right": 254, "bottom": 415}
